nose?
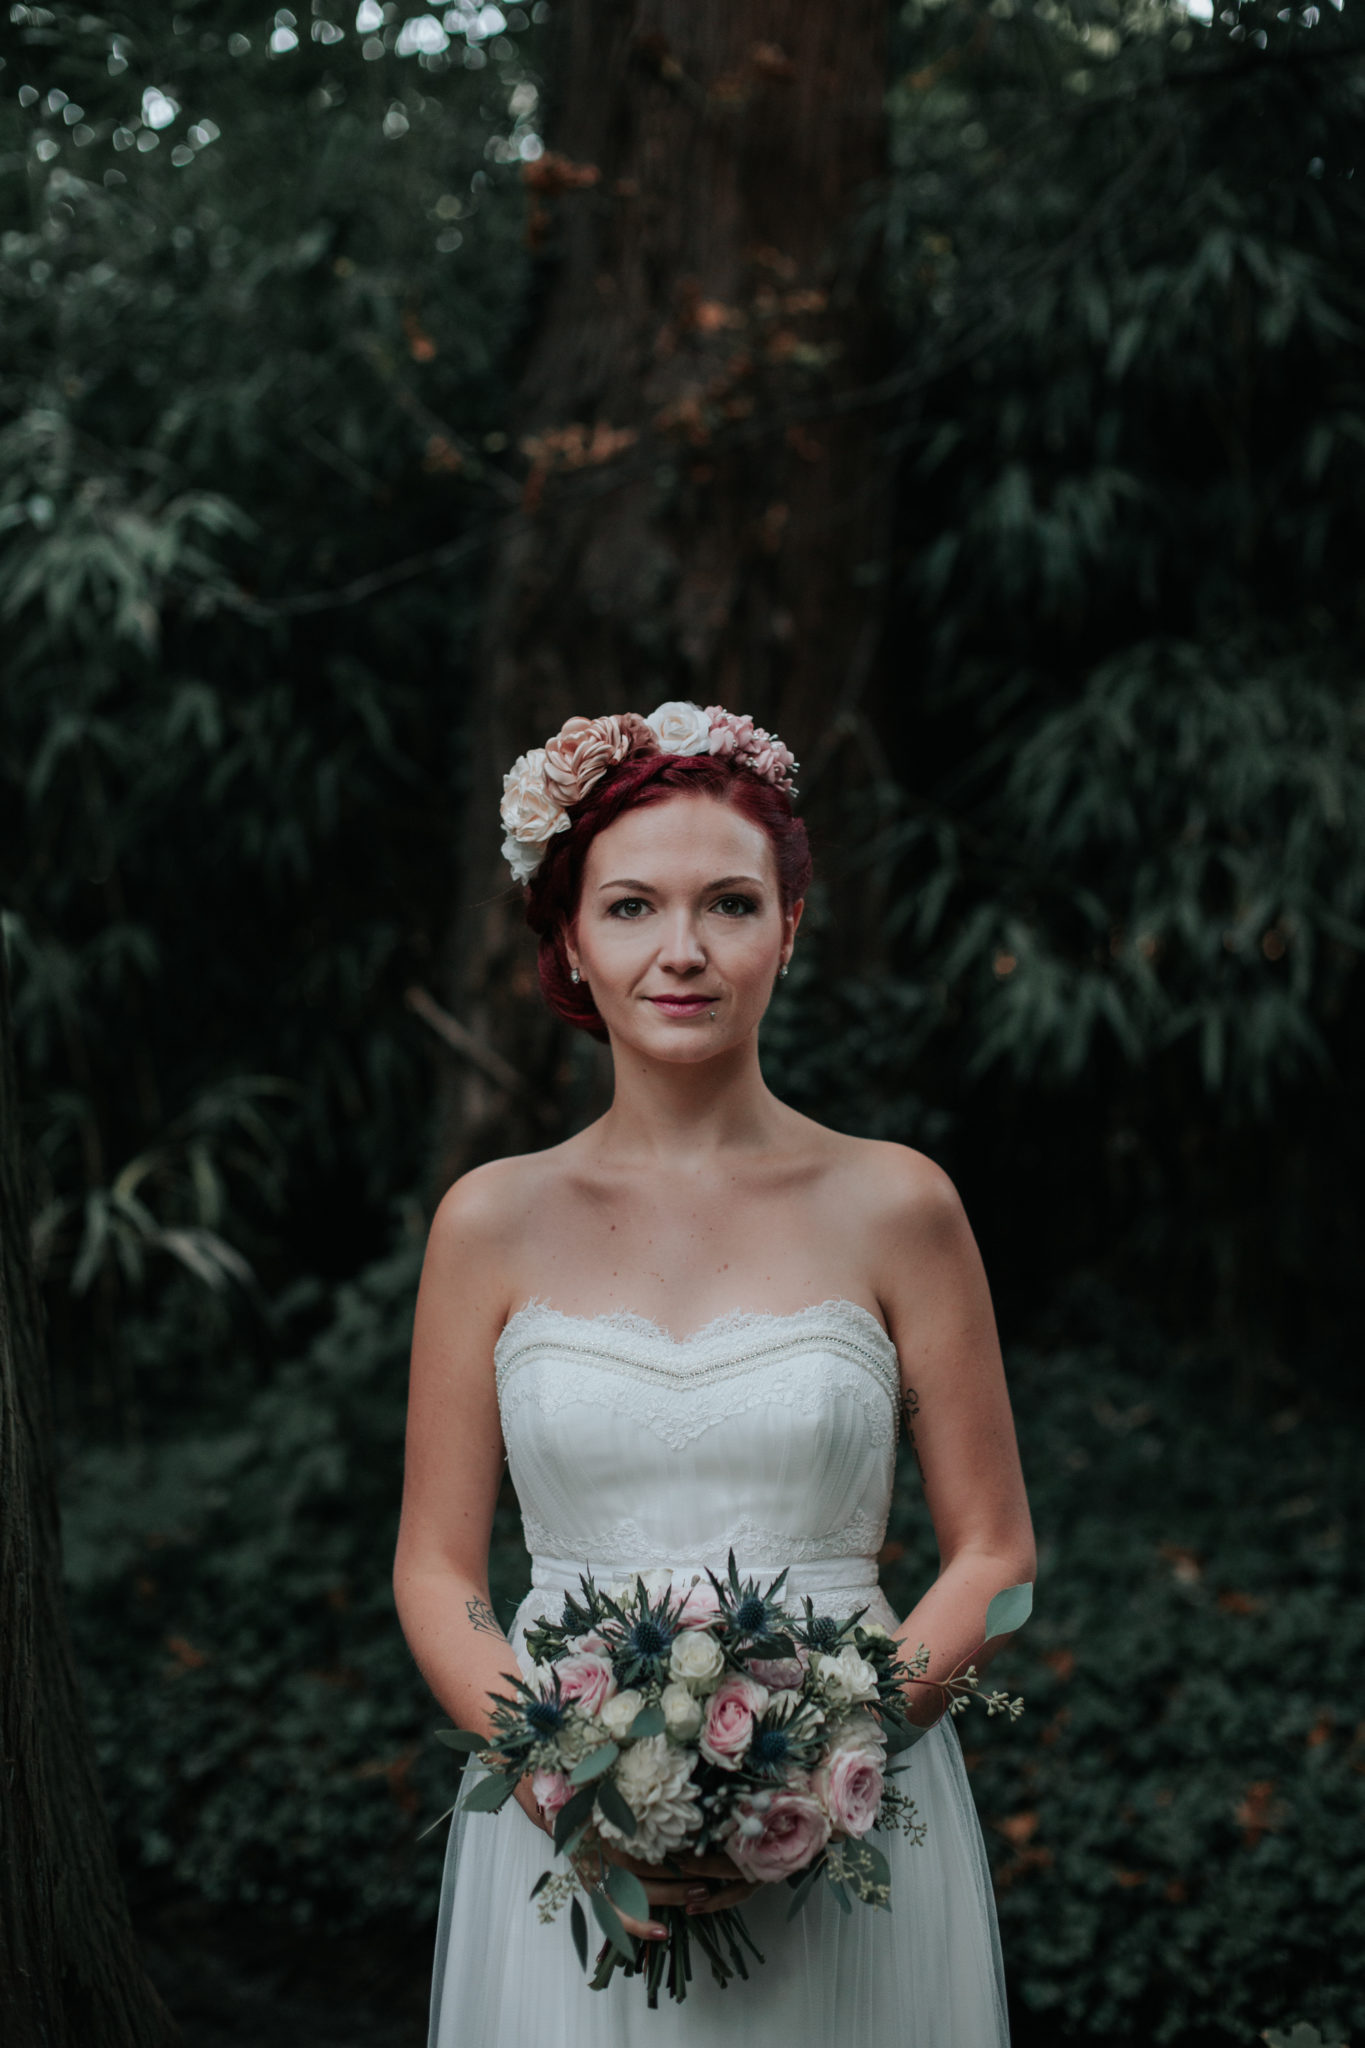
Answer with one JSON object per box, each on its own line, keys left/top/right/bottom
{"left": 656, "top": 910, "right": 707, "bottom": 976}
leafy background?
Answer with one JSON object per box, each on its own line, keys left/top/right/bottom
{"left": 2, "top": 0, "right": 1363, "bottom": 2042}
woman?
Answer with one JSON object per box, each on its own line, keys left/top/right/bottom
{"left": 395, "top": 700, "right": 1036, "bottom": 2047}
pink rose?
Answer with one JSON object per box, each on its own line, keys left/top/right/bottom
{"left": 699, "top": 1674, "right": 769, "bottom": 1770}
{"left": 817, "top": 1744, "right": 885, "bottom": 1838}
{"left": 567, "top": 1629, "right": 609, "bottom": 1656}
{"left": 674, "top": 1579, "right": 724, "bottom": 1630}
{"left": 542, "top": 716, "right": 633, "bottom": 807}
{"left": 554, "top": 1651, "right": 617, "bottom": 1717}
{"left": 531, "top": 1768, "right": 571, "bottom": 1821}
{"left": 727, "top": 1788, "right": 831, "bottom": 1884}
{"left": 747, "top": 1653, "right": 806, "bottom": 1690}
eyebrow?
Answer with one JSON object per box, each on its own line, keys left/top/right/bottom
{"left": 595, "top": 874, "right": 768, "bottom": 894}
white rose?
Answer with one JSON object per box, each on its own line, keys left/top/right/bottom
{"left": 645, "top": 700, "right": 712, "bottom": 755}
{"left": 669, "top": 1628, "right": 725, "bottom": 1694}
{"left": 813, "top": 1645, "right": 881, "bottom": 1708}
{"left": 499, "top": 748, "right": 570, "bottom": 848}
{"left": 825, "top": 1709, "right": 887, "bottom": 1759}
{"left": 599, "top": 1688, "right": 646, "bottom": 1741}
{"left": 660, "top": 1680, "right": 704, "bottom": 1740}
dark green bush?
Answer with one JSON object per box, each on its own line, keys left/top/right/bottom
{"left": 882, "top": 1311, "right": 1365, "bottom": 2047}
{"left": 63, "top": 1238, "right": 529, "bottom": 1930}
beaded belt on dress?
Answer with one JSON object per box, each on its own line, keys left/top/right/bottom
{"left": 527, "top": 1552, "right": 880, "bottom": 1608}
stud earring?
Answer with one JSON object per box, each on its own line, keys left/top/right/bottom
{"left": 569, "top": 968, "right": 580, "bottom": 985}
{"left": 779, "top": 962, "right": 789, "bottom": 979}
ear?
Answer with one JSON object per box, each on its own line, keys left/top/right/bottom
{"left": 782, "top": 898, "right": 805, "bottom": 964}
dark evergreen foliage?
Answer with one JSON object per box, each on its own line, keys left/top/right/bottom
{"left": 2, "top": 1, "right": 1362, "bottom": 2040}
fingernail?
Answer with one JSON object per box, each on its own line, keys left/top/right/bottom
{"left": 687, "top": 1884, "right": 708, "bottom": 1901}
{"left": 648, "top": 1923, "right": 667, "bottom": 1939}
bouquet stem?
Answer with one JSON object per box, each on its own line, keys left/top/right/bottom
{"left": 589, "top": 1903, "right": 766, "bottom": 2007}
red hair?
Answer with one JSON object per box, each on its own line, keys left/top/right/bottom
{"left": 523, "top": 752, "right": 812, "bottom": 1042}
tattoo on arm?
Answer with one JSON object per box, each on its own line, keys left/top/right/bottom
{"left": 465, "top": 1595, "right": 504, "bottom": 1639}
{"left": 900, "top": 1386, "right": 925, "bottom": 1478}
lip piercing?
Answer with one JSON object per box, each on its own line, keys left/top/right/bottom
{"left": 708, "top": 1009, "right": 717, "bottom": 1020}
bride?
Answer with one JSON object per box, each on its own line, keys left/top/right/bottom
{"left": 395, "top": 701, "right": 1036, "bottom": 2046}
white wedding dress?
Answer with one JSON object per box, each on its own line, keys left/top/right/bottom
{"left": 428, "top": 1299, "right": 1010, "bottom": 2047}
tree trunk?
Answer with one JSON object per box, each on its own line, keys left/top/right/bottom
{"left": 0, "top": 941, "right": 177, "bottom": 2047}
{"left": 432, "top": 0, "right": 892, "bottom": 1186}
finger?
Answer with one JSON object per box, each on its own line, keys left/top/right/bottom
{"left": 618, "top": 1912, "right": 669, "bottom": 1941}
{"left": 642, "top": 1879, "right": 714, "bottom": 1906}
{"left": 687, "top": 1881, "right": 759, "bottom": 1913}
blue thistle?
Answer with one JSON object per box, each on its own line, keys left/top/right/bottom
{"left": 807, "top": 1614, "right": 840, "bottom": 1651}
{"left": 523, "top": 1695, "right": 566, "bottom": 1736}
{"left": 750, "top": 1725, "right": 791, "bottom": 1768}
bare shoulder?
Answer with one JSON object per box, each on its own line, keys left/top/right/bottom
{"left": 813, "top": 1131, "right": 967, "bottom": 1242}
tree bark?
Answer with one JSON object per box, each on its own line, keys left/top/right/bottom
{"left": 0, "top": 940, "right": 177, "bottom": 2047}
{"left": 433, "top": 0, "right": 893, "bottom": 1186}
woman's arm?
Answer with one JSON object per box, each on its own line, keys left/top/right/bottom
{"left": 872, "top": 1150, "right": 1037, "bottom": 1727}
{"left": 392, "top": 1166, "right": 533, "bottom": 1759}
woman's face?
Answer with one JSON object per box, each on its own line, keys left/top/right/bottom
{"left": 567, "top": 794, "right": 801, "bottom": 1063}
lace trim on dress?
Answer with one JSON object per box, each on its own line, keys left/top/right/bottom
{"left": 494, "top": 1300, "right": 901, "bottom": 1452}
{"left": 496, "top": 1294, "right": 899, "bottom": 1362}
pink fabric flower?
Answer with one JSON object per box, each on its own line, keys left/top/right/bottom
{"left": 674, "top": 1578, "right": 724, "bottom": 1630}
{"left": 554, "top": 1651, "right": 617, "bottom": 1717}
{"left": 699, "top": 1674, "right": 769, "bottom": 1770}
{"left": 727, "top": 1788, "right": 831, "bottom": 1884}
{"left": 702, "top": 706, "right": 797, "bottom": 792}
{"left": 541, "top": 715, "right": 633, "bottom": 807}
{"left": 531, "top": 1768, "right": 571, "bottom": 1821}
{"left": 704, "top": 708, "right": 755, "bottom": 760}
{"left": 817, "top": 1744, "right": 885, "bottom": 1838}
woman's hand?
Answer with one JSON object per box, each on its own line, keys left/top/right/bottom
{"left": 572, "top": 1839, "right": 760, "bottom": 1942}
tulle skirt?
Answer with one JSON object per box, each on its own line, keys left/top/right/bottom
{"left": 427, "top": 1580, "right": 1010, "bottom": 2048}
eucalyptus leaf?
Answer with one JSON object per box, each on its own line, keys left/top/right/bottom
{"left": 604, "top": 1862, "right": 651, "bottom": 1923}
{"left": 596, "top": 1778, "right": 638, "bottom": 1837}
{"left": 434, "top": 1727, "right": 488, "bottom": 1753}
{"left": 589, "top": 1884, "right": 638, "bottom": 1962}
{"left": 460, "top": 1771, "right": 516, "bottom": 1814}
{"left": 568, "top": 1742, "right": 620, "bottom": 1785}
{"left": 553, "top": 1782, "right": 597, "bottom": 1852}
{"left": 628, "top": 1705, "right": 666, "bottom": 1739}
{"left": 529, "top": 1868, "right": 552, "bottom": 1899}
{"left": 984, "top": 1582, "right": 1034, "bottom": 1640}
{"left": 570, "top": 1895, "right": 588, "bottom": 1972}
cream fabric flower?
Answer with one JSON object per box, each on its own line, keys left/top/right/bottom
{"left": 596, "top": 1735, "right": 702, "bottom": 1864}
{"left": 500, "top": 746, "right": 569, "bottom": 850}
{"left": 645, "top": 700, "right": 712, "bottom": 755}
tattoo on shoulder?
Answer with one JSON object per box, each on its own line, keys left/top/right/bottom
{"left": 466, "top": 1595, "right": 503, "bottom": 1639}
{"left": 900, "top": 1386, "right": 925, "bottom": 1476}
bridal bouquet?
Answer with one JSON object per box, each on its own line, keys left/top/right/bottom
{"left": 436, "top": 1554, "right": 1027, "bottom": 2006}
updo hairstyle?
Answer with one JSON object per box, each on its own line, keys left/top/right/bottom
{"left": 523, "top": 752, "right": 812, "bottom": 1042}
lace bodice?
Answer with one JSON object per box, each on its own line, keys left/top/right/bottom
{"left": 496, "top": 1299, "right": 904, "bottom": 1627}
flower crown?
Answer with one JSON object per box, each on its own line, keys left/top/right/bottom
{"left": 499, "top": 700, "right": 798, "bottom": 886}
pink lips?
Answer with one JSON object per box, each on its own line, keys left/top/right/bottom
{"left": 647, "top": 995, "right": 716, "bottom": 1017}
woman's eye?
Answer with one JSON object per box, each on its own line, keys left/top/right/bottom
{"left": 607, "top": 897, "right": 650, "bottom": 919}
{"left": 713, "top": 895, "right": 758, "bottom": 917}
